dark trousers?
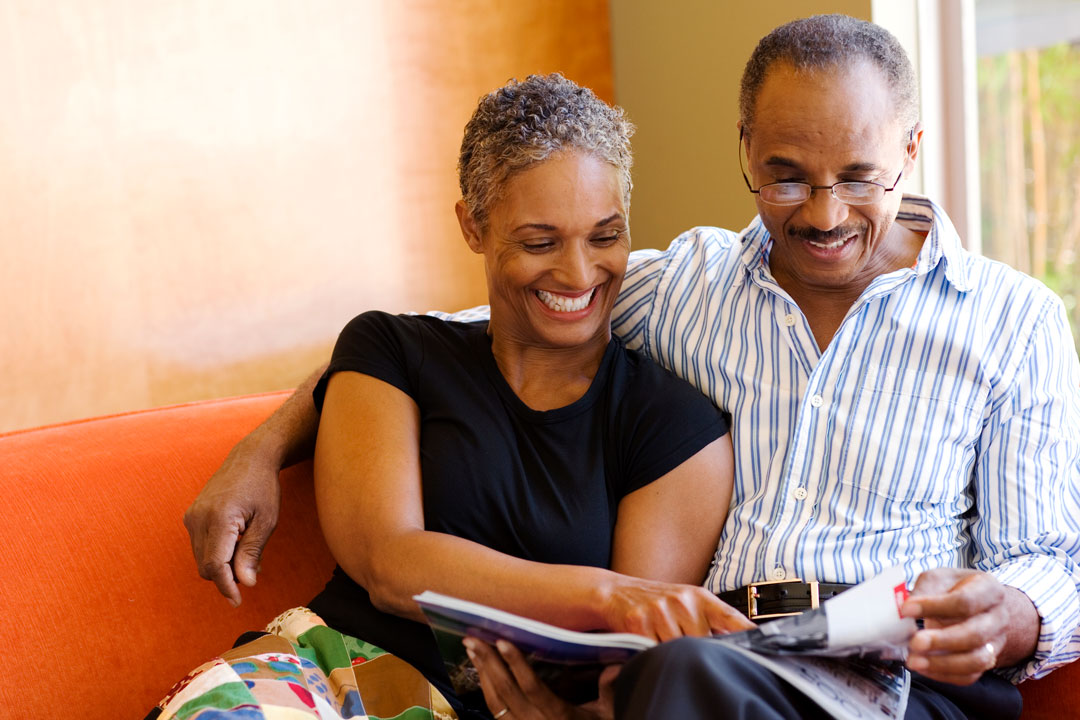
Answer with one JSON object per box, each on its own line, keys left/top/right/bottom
{"left": 614, "top": 638, "right": 1022, "bottom": 720}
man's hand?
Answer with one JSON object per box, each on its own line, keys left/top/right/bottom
{"left": 465, "top": 637, "right": 619, "bottom": 720}
{"left": 184, "top": 366, "right": 324, "bottom": 605}
{"left": 184, "top": 441, "right": 282, "bottom": 606}
{"left": 901, "top": 568, "right": 1039, "bottom": 685}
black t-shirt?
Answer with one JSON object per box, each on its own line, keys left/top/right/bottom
{"left": 309, "top": 312, "right": 728, "bottom": 716}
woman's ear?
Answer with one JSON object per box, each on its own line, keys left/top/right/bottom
{"left": 455, "top": 200, "right": 484, "bottom": 254}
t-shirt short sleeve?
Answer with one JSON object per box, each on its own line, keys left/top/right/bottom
{"left": 613, "top": 349, "right": 730, "bottom": 496}
{"left": 313, "top": 311, "right": 417, "bottom": 412}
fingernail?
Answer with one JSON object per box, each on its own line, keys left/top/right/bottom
{"left": 908, "top": 631, "right": 930, "bottom": 652}
{"left": 496, "top": 640, "right": 512, "bottom": 655}
{"left": 907, "top": 655, "right": 928, "bottom": 671}
{"left": 462, "top": 638, "right": 476, "bottom": 652}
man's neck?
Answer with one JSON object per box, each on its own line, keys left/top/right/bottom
{"left": 773, "top": 222, "right": 926, "bottom": 352}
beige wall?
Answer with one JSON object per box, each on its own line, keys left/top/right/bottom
{"left": 0, "top": 0, "right": 613, "bottom": 433}
{"left": 1, "top": 1, "right": 881, "bottom": 433}
{"left": 610, "top": 0, "right": 872, "bottom": 249}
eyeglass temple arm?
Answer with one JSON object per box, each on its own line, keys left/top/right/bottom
{"left": 738, "top": 127, "right": 757, "bottom": 193}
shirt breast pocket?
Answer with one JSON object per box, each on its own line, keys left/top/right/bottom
{"left": 837, "top": 364, "right": 987, "bottom": 505}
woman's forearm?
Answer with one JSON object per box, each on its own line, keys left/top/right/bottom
{"left": 351, "top": 529, "right": 627, "bottom": 630}
{"left": 350, "top": 527, "right": 751, "bottom": 641}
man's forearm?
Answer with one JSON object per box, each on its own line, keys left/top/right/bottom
{"left": 240, "top": 363, "right": 326, "bottom": 470}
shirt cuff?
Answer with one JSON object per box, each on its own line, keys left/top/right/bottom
{"left": 988, "top": 554, "right": 1080, "bottom": 683}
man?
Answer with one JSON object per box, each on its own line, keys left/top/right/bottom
{"left": 185, "top": 14, "right": 1080, "bottom": 719}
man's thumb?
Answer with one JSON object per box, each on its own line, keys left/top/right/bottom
{"left": 232, "top": 530, "right": 266, "bottom": 588}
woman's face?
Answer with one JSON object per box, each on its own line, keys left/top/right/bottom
{"left": 461, "top": 150, "right": 630, "bottom": 352}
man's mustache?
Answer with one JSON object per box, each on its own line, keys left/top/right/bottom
{"left": 787, "top": 225, "right": 863, "bottom": 243}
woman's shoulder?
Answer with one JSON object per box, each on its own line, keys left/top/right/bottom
{"left": 607, "top": 338, "right": 724, "bottom": 420}
{"left": 338, "top": 311, "right": 486, "bottom": 344}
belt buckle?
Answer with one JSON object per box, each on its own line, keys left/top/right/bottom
{"left": 746, "top": 578, "right": 820, "bottom": 620}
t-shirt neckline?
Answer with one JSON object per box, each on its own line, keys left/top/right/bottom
{"left": 472, "top": 324, "right": 619, "bottom": 424}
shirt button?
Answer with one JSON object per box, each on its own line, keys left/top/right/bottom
{"left": 810, "top": 394, "right": 824, "bottom": 408}
{"left": 793, "top": 487, "right": 808, "bottom": 500}
{"left": 784, "top": 314, "right": 797, "bottom": 327}
{"left": 771, "top": 567, "right": 787, "bottom": 580}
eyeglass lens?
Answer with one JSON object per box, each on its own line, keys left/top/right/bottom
{"left": 758, "top": 182, "right": 885, "bottom": 206}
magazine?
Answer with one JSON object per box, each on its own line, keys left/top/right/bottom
{"left": 414, "top": 565, "right": 917, "bottom": 717}
{"left": 413, "top": 591, "right": 655, "bottom": 705}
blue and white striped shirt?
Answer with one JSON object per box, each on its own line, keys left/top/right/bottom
{"left": 611, "top": 195, "right": 1080, "bottom": 681}
{"left": 449, "top": 196, "right": 1080, "bottom": 681}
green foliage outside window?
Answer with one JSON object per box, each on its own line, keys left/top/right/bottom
{"left": 977, "top": 42, "right": 1080, "bottom": 350}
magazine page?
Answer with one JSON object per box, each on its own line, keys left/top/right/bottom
{"left": 414, "top": 566, "right": 916, "bottom": 710}
{"left": 823, "top": 565, "right": 916, "bottom": 654}
{"left": 721, "top": 643, "right": 911, "bottom": 720}
{"left": 712, "top": 566, "right": 915, "bottom": 720}
{"left": 413, "top": 591, "right": 655, "bottom": 704}
{"left": 719, "top": 565, "right": 917, "bottom": 660}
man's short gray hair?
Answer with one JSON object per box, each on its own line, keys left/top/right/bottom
{"left": 739, "top": 14, "right": 919, "bottom": 140}
{"left": 458, "top": 73, "right": 634, "bottom": 230}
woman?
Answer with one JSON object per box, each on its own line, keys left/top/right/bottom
{"left": 155, "top": 74, "right": 747, "bottom": 720}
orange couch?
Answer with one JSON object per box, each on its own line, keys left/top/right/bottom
{"left": 1, "top": 391, "right": 335, "bottom": 718}
{"left": 1, "top": 392, "right": 1073, "bottom": 717}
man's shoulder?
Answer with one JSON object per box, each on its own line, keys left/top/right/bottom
{"left": 628, "top": 224, "right": 750, "bottom": 280}
{"left": 663, "top": 224, "right": 744, "bottom": 255}
{"left": 954, "top": 249, "right": 1062, "bottom": 310}
{"left": 914, "top": 196, "right": 1063, "bottom": 314}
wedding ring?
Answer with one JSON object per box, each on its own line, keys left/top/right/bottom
{"left": 494, "top": 709, "right": 510, "bottom": 719}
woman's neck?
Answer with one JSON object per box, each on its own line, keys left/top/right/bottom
{"left": 488, "top": 330, "right": 611, "bottom": 411}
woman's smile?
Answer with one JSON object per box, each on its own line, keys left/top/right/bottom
{"left": 534, "top": 287, "right": 598, "bottom": 314}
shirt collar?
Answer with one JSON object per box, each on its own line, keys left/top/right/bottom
{"left": 738, "top": 193, "right": 973, "bottom": 292}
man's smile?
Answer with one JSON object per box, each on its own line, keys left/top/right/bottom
{"left": 787, "top": 224, "right": 864, "bottom": 258}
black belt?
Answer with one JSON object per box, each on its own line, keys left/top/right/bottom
{"left": 718, "top": 579, "right": 853, "bottom": 621}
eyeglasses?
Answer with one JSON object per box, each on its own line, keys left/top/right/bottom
{"left": 738, "top": 128, "right": 907, "bottom": 207}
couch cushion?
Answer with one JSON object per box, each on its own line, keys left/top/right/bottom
{"left": 0, "top": 392, "right": 335, "bottom": 719}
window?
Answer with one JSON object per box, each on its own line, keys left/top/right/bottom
{"left": 975, "top": 0, "right": 1080, "bottom": 348}
{"left": 875, "top": 0, "right": 1080, "bottom": 349}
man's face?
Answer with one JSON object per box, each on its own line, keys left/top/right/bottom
{"left": 742, "top": 60, "right": 920, "bottom": 297}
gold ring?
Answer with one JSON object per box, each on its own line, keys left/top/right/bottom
{"left": 493, "top": 709, "right": 510, "bottom": 719}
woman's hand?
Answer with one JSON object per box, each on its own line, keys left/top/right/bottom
{"left": 603, "top": 435, "right": 748, "bottom": 641}
{"left": 601, "top": 579, "right": 754, "bottom": 641}
{"left": 464, "top": 637, "right": 619, "bottom": 720}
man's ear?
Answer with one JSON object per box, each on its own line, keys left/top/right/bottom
{"left": 905, "top": 121, "right": 924, "bottom": 174}
{"left": 455, "top": 200, "right": 484, "bottom": 254}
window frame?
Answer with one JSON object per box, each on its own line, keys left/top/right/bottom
{"left": 873, "top": 0, "right": 982, "bottom": 252}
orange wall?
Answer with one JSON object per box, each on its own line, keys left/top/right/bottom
{"left": 0, "top": 0, "right": 613, "bottom": 432}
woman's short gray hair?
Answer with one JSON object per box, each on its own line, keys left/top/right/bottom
{"left": 458, "top": 73, "right": 635, "bottom": 230}
{"left": 739, "top": 14, "right": 919, "bottom": 141}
